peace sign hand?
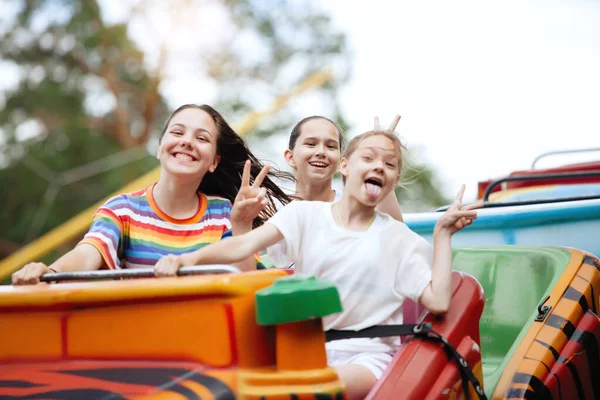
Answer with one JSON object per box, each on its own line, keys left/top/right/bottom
{"left": 374, "top": 114, "right": 401, "bottom": 132}
{"left": 231, "top": 160, "right": 270, "bottom": 226}
{"left": 434, "top": 185, "right": 479, "bottom": 237}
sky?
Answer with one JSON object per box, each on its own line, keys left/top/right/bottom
{"left": 319, "top": 0, "right": 600, "bottom": 201}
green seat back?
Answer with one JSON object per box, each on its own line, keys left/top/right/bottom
{"left": 452, "top": 246, "right": 571, "bottom": 394}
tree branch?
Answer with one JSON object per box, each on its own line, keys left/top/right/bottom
{"left": 102, "top": 64, "right": 134, "bottom": 148}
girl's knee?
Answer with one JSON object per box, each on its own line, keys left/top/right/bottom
{"left": 335, "top": 364, "right": 377, "bottom": 400}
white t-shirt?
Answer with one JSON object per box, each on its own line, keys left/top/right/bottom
{"left": 266, "top": 191, "right": 343, "bottom": 269}
{"left": 267, "top": 200, "right": 433, "bottom": 353}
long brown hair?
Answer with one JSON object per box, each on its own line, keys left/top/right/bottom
{"left": 161, "top": 104, "right": 292, "bottom": 227}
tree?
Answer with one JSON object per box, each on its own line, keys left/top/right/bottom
{"left": 0, "top": 0, "right": 166, "bottom": 257}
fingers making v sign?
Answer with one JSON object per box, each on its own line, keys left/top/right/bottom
{"left": 231, "top": 160, "right": 270, "bottom": 226}
{"left": 374, "top": 114, "right": 401, "bottom": 132}
{"left": 435, "top": 184, "right": 479, "bottom": 236}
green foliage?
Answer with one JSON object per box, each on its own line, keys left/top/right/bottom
{"left": 0, "top": 0, "right": 166, "bottom": 253}
{"left": 396, "top": 147, "right": 450, "bottom": 211}
{"left": 213, "top": 0, "right": 350, "bottom": 120}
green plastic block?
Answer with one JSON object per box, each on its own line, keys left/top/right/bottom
{"left": 255, "top": 275, "right": 343, "bottom": 325}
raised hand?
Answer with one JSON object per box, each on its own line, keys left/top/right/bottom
{"left": 12, "top": 262, "right": 50, "bottom": 285}
{"left": 231, "top": 160, "right": 270, "bottom": 226}
{"left": 435, "top": 185, "right": 479, "bottom": 236}
{"left": 374, "top": 114, "right": 401, "bottom": 132}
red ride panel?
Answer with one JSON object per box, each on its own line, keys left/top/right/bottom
{"left": 477, "top": 161, "right": 600, "bottom": 199}
{"left": 366, "top": 271, "right": 485, "bottom": 400}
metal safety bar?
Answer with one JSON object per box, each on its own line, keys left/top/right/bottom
{"left": 435, "top": 170, "right": 600, "bottom": 212}
{"left": 531, "top": 148, "right": 600, "bottom": 169}
{"left": 482, "top": 170, "right": 600, "bottom": 201}
{"left": 40, "top": 265, "right": 240, "bottom": 282}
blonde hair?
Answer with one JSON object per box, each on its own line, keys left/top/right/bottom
{"left": 341, "top": 130, "right": 406, "bottom": 183}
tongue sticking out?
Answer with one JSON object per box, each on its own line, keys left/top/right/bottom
{"left": 365, "top": 182, "right": 382, "bottom": 201}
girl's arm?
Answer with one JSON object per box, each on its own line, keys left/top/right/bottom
{"left": 230, "top": 221, "right": 258, "bottom": 271}
{"left": 12, "top": 244, "right": 104, "bottom": 285}
{"left": 155, "top": 223, "right": 284, "bottom": 275}
{"left": 373, "top": 114, "right": 403, "bottom": 221}
{"left": 418, "top": 185, "right": 477, "bottom": 314}
{"left": 419, "top": 231, "right": 453, "bottom": 314}
{"left": 376, "top": 190, "right": 403, "bottom": 222}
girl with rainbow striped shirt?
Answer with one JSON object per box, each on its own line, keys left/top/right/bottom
{"left": 12, "top": 104, "right": 291, "bottom": 285}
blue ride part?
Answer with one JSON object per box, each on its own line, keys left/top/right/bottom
{"left": 405, "top": 198, "right": 600, "bottom": 257}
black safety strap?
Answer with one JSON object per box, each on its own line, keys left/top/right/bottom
{"left": 326, "top": 323, "right": 487, "bottom": 400}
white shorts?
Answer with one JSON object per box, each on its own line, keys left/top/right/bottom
{"left": 326, "top": 349, "right": 393, "bottom": 380}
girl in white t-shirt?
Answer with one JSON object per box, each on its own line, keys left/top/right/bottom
{"left": 155, "top": 130, "right": 478, "bottom": 400}
{"left": 268, "top": 115, "right": 404, "bottom": 268}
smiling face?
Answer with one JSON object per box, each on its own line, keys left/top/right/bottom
{"left": 284, "top": 118, "right": 341, "bottom": 184}
{"left": 157, "top": 108, "right": 221, "bottom": 182}
{"left": 340, "top": 133, "right": 402, "bottom": 206}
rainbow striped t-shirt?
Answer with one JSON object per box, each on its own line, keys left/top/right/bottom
{"left": 79, "top": 185, "right": 232, "bottom": 269}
